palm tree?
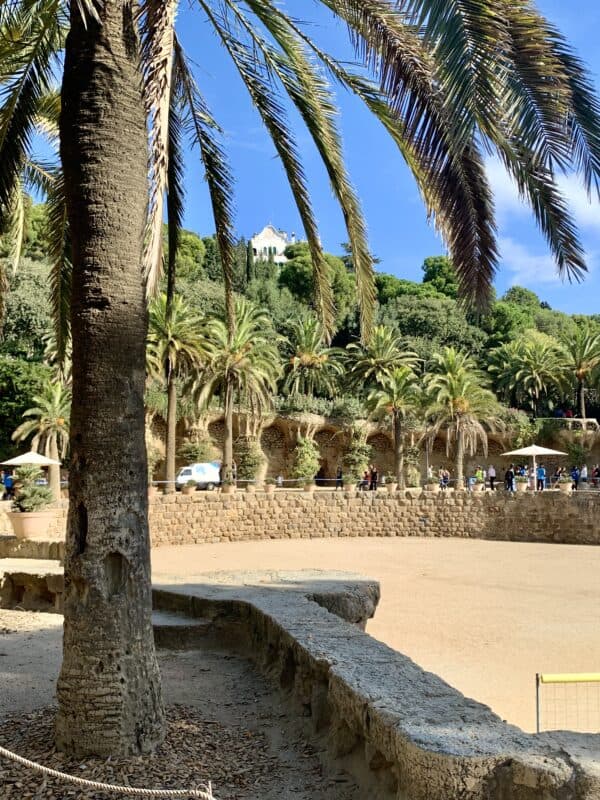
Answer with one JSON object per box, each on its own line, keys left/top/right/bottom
{"left": 147, "top": 293, "right": 205, "bottom": 492}
{"left": 489, "top": 333, "right": 566, "bottom": 416}
{"left": 283, "top": 314, "right": 343, "bottom": 398}
{"left": 560, "top": 325, "right": 600, "bottom": 418}
{"left": 425, "top": 348, "right": 502, "bottom": 487}
{"left": 3, "top": 0, "right": 600, "bottom": 757}
{"left": 367, "top": 366, "right": 420, "bottom": 487}
{"left": 195, "top": 299, "right": 281, "bottom": 481}
{"left": 12, "top": 379, "right": 70, "bottom": 500}
{"left": 346, "top": 325, "right": 417, "bottom": 390}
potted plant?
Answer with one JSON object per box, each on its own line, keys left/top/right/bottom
{"left": 8, "top": 466, "right": 56, "bottom": 540}
{"left": 385, "top": 473, "right": 398, "bottom": 493}
{"left": 234, "top": 437, "right": 264, "bottom": 494}
{"left": 342, "top": 426, "right": 371, "bottom": 493}
{"left": 558, "top": 475, "right": 572, "bottom": 494}
{"left": 221, "top": 477, "right": 236, "bottom": 495}
{"left": 147, "top": 445, "right": 161, "bottom": 498}
{"left": 182, "top": 479, "right": 197, "bottom": 496}
{"left": 291, "top": 436, "right": 320, "bottom": 494}
{"left": 264, "top": 477, "right": 276, "bottom": 494}
{"left": 515, "top": 475, "right": 529, "bottom": 493}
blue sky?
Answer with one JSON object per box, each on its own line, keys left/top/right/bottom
{"left": 176, "top": 1, "right": 600, "bottom": 314}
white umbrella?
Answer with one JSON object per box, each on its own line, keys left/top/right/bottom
{"left": 501, "top": 445, "right": 567, "bottom": 491}
{"left": 1, "top": 450, "right": 61, "bottom": 467}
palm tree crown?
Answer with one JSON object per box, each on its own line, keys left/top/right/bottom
{"left": 283, "top": 314, "right": 344, "bottom": 398}
{"left": 12, "top": 377, "right": 71, "bottom": 499}
{"left": 347, "top": 325, "right": 418, "bottom": 390}
{"left": 147, "top": 292, "right": 205, "bottom": 381}
{"left": 4, "top": 0, "right": 600, "bottom": 343}
{"left": 560, "top": 325, "right": 600, "bottom": 418}
{"left": 489, "top": 333, "right": 566, "bottom": 416}
{"left": 195, "top": 298, "right": 281, "bottom": 479}
{"left": 426, "top": 347, "right": 501, "bottom": 485}
{"left": 367, "top": 365, "right": 420, "bottom": 486}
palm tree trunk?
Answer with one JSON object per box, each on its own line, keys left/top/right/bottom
{"left": 48, "top": 436, "right": 61, "bottom": 502}
{"left": 455, "top": 429, "right": 465, "bottom": 489}
{"left": 55, "top": 1, "right": 165, "bottom": 756}
{"left": 577, "top": 380, "right": 586, "bottom": 419}
{"left": 165, "top": 371, "right": 177, "bottom": 493}
{"left": 223, "top": 381, "right": 234, "bottom": 482}
{"left": 393, "top": 411, "right": 404, "bottom": 488}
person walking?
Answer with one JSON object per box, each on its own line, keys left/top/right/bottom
{"left": 335, "top": 465, "right": 343, "bottom": 490}
{"left": 505, "top": 464, "right": 515, "bottom": 492}
{"left": 488, "top": 464, "right": 496, "bottom": 491}
{"left": 369, "top": 464, "right": 378, "bottom": 491}
{"left": 571, "top": 465, "right": 580, "bottom": 491}
{"left": 536, "top": 464, "right": 546, "bottom": 492}
{"left": 581, "top": 464, "right": 588, "bottom": 486}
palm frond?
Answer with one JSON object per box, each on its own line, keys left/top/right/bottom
{"left": 139, "top": 0, "right": 178, "bottom": 296}
{"left": 173, "top": 37, "right": 237, "bottom": 333}
{"left": 1, "top": 179, "right": 25, "bottom": 272}
{"left": 224, "top": 0, "right": 375, "bottom": 341}
{"left": 165, "top": 53, "right": 185, "bottom": 305}
{"left": 290, "top": 2, "right": 498, "bottom": 306}
{"left": 45, "top": 167, "right": 72, "bottom": 364}
{"left": 0, "top": 0, "right": 64, "bottom": 209}
{"left": 197, "top": 1, "right": 334, "bottom": 336}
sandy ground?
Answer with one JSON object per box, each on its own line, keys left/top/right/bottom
{"left": 152, "top": 537, "right": 600, "bottom": 732}
{"left": 0, "top": 610, "right": 359, "bottom": 799}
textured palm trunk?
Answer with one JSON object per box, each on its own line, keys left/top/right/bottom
{"left": 165, "top": 372, "right": 177, "bottom": 493}
{"left": 48, "top": 436, "right": 61, "bottom": 501}
{"left": 577, "top": 380, "right": 586, "bottom": 419}
{"left": 393, "top": 411, "right": 404, "bottom": 488}
{"left": 455, "top": 429, "right": 465, "bottom": 489}
{"left": 223, "top": 381, "right": 234, "bottom": 481}
{"left": 55, "top": 1, "right": 165, "bottom": 756}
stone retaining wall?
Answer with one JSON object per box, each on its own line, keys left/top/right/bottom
{"left": 149, "top": 489, "right": 600, "bottom": 547}
{"left": 154, "top": 575, "right": 600, "bottom": 799}
{"left": 2, "top": 490, "right": 598, "bottom": 556}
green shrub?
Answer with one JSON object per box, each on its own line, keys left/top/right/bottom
{"left": 147, "top": 445, "right": 162, "bottom": 483}
{"left": 178, "top": 435, "right": 216, "bottom": 464}
{"left": 12, "top": 465, "right": 53, "bottom": 512}
{"left": 342, "top": 426, "right": 371, "bottom": 481}
{"left": 234, "top": 437, "right": 264, "bottom": 481}
{"left": 291, "top": 436, "right": 320, "bottom": 482}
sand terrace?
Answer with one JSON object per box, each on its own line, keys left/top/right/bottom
{"left": 152, "top": 536, "right": 600, "bottom": 732}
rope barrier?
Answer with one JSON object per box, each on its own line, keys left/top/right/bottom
{"left": 0, "top": 745, "right": 215, "bottom": 798}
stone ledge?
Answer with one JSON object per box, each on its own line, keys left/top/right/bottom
{"left": 153, "top": 572, "right": 600, "bottom": 800}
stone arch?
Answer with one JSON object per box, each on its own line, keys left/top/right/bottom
{"left": 367, "top": 432, "right": 394, "bottom": 476}
{"left": 260, "top": 422, "right": 291, "bottom": 477}
{"left": 313, "top": 428, "right": 342, "bottom": 481}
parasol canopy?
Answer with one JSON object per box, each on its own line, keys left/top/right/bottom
{"left": 1, "top": 451, "right": 61, "bottom": 467}
{"left": 502, "top": 445, "right": 567, "bottom": 458}
{"left": 501, "top": 445, "right": 567, "bottom": 491}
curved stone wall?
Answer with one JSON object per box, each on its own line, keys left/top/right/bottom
{"left": 149, "top": 490, "right": 600, "bottom": 548}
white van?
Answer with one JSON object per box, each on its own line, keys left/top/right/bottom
{"left": 175, "top": 462, "right": 221, "bottom": 491}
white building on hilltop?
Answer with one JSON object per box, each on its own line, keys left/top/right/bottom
{"left": 250, "top": 224, "right": 298, "bottom": 265}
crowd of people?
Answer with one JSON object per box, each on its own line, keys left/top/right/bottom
{"left": 420, "top": 462, "right": 600, "bottom": 492}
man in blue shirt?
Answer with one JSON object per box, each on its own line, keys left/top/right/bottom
{"left": 536, "top": 464, "right": 546, "bottom": 492}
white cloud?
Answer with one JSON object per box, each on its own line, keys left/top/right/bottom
{"left": 485, "top": 157, "right": 600, "bottom": 232}
{"left": 499, "top": 237, "right": 569, "bottom": 287}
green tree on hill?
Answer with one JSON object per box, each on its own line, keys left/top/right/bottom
{"left": 422, "top": 256, "right": 458, "bottom": 299}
